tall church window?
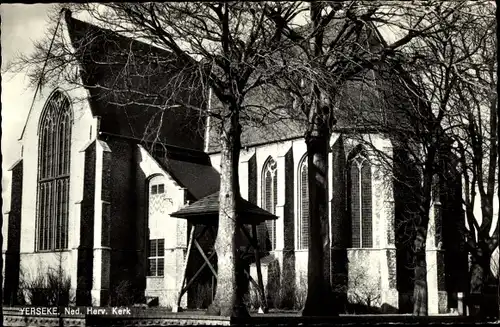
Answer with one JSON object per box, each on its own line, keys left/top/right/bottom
{"left": 298, "top": 154, "right": 309, "bottom": 250}
{"left": 262, "top": 157, "right": 278, "bottom": 250}
{"left": 348, "top": 148, "right": 373, "bottom": 248}
{"left": 36, "top": 91, "right": 72, "bottom": 251}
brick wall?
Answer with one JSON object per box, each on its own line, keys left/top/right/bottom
{"left": 3, "top": 160, "right": 23, "bottom": 304}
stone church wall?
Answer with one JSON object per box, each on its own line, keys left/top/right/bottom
{"left": 3, "top": 81, "right": 461, "bottom": 312}
{"left": 8, "top": 85, "right": 96, "bottom": 304}
{"left": 135, "top": 145, "right": 189, "bottom": 309}
{"left": 209, "top": 134, "right": 399, "bottom": 312}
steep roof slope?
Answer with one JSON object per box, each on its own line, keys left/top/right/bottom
{"left": 205, "top": 20, "right": 415, "bottom": 153}
{"left": 64, "top": 12, "right": 206, "bottom": 150}
{"left": 148, "top": 144, "right": 220, "bottom": 200}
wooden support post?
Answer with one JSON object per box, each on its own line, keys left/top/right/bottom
{"left": 194, "top": 240, "right": 217, "bottom": 277}
{"left": 174, "top": 225, "right": 195, "bottom": 312}
{"left": 241, "top": 224, "right": 268, "bottom": 313}
{"left": 252, "top": 224, "right": 268, "bottom": 313}
{"left": 180, "top": 251, "right": 217, "bottom": 296}
{"left": 244, "top": 269, "right": 260, "bottom": 290}
{"left": 176, "top": 225, "right": 219, "bottom": 311}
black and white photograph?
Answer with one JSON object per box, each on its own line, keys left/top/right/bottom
{"left": 1, "top": 2, "right": 498, "bottom": 326}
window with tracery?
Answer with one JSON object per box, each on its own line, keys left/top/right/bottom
{"left": 298, "top": 155, "right": 309, "bottom": 250}
{"left": 36, "top": 91, "right": 72, "bottom": 251}
{"left": 348, "top": 149, "right": 373, "bottom": 248}
{"left": 262, "top": 157, "right": 278, "bottom": 250}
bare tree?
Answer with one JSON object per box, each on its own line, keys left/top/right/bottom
{"left": 443, "top": 3, "right": 498, "bottom": 317}
{"left": 6, "top": 2, "right": 304, "bottom": 317}
{"left": 265, "top": 0, "right": 470, "bottom": 316}
{"left": 341, "top": 0, "right": 496, "bottom": 316}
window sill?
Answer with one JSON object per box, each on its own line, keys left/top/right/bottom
{"left": 34, "top": 249, "right": 72, "bottom": 253}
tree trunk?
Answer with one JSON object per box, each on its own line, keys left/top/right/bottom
{"left": 412, "top": 171, "right": 433, "bottom": 316}
{"left": 413, "top": 226, "right": 428, "bottom": 316}
{"left": 467, "top": 199, "right": 497, "bottom": 317}
{"left": 302, "top": 132, "right": 336, "bottom": 316}
{"left": 468, "top": 241, "right": 492, "bottom": 318}
{"left": 1, "top": 213, "right": 3, "bottom": 321}
{"left": 497, "top": 96, "right": 500, "bottom": 320}
{"left": 207, "top": 108, "right": 248, "bottom": 318}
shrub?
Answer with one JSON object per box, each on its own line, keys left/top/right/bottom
{"left": 293, "top": 272, "right": 307, "bottom": 311}
{"left": 20, "top": 267, "right": 72, "bottom": 306}
{"left": 346, "top": 264, "right": 381, "bottom": 314}
{"left": 246, "top": 281, "right": 265, "bottom": 311}
{"left": 191, "top": 281, "right": 213, "bottom": 309}
{"left": 109, "top": 280, "right": 135, "bottom": 306}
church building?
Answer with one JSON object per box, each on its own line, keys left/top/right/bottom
{"left": 2, "top": 10, "right": 468, "bottom": 314}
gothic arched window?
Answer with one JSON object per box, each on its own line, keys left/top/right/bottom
{"left": 262, "top": 157, "right": 278, "bottom": 250}
{"left": 298, "top": 154, "right": 309, "bottom": 250}
{"left": 36, "top": 91, "right": 72, "bottom": 251}
{"left": 347, "top": 148, "right": 373, "bottom": 248}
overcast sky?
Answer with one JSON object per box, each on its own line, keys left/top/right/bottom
{"left": 1, "top": 4, "right": 55, "bottom": 213}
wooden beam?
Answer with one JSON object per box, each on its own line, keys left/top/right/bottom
{"left": 241, "top": 224, "right": 268, "bottom": 313}
{"left": 180, "top": 251, "right": 217, "bottom": 296}
{"left": 174, "top": 224, "right": 195, "bottom": 311}
{"left": 244, "top": 268, "right": 260, "bottom": 290}
{"left": 194, "top": 239, "right": 218, "bottom": 278}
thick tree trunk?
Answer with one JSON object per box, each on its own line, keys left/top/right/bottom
{"left": 412, "top": 172, "right": 433, "bottom": 316}
{"left": 468, "top": 242, "right": 492, "bottom": 318}
{"left": 207, "top": 109, "right": 248, "bottom": 318}
{"left": 413, "top": 226, "right": 428, "bottom": 316}
{"left": 409, "top": 137, "right": 442, "bottom": 317}
{"left": 468, "top": 262, "right": 489, "bottom": 317}
{"left": 302, "top": 133, "right": 336, "bottom": 316}
{"left": 467, "top": 201, "right": 497, "bottom": 317}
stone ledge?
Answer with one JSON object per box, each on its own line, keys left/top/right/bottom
{"left": 3, "top": 307, "right": 495, "bottom": 327}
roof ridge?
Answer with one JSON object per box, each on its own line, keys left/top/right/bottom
{"left": 66, "top": 14, "right": 174, "bottom": 57}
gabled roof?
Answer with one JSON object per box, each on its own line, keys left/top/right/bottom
{"left": 148, "top": 143, "right": 220, "bottom": 200}
{"left": 59, "top": 10, "right": 416, "bottom": 154}
{"left": 206, "top": 74, "right": 412, "bottom": 153}
{"left": 205, "top": 20, "right": 415, "bottom": 153}
{"left": 64, "top": 11, "right": 206, "bottom": 150}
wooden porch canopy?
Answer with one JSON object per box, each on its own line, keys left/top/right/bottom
{"left": 171, "top": 192, "right": 277, "bottom": 224}
{"left": 170, "top": 191, "right": 277, "bottom": 313}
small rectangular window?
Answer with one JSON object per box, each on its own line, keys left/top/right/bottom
{"left": 147, "top": 239, "right": 165, "bottom": 277}
{"left": 157, "top": 239, "right": 165, "bottom": 254}
{"left": 158, "top": 184, "right": 165, "bottom": 194}
{"left": 148, "top": 259, "right": 157, "bottom": 276}
{"left": 148, "top": 240, "right": 157, "bottom": 257}
{"left": 157, "top": 258, "right": 165, "bottom": 276}
{"left": 151, "top": 185, "right": 158, "bottom": 194}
